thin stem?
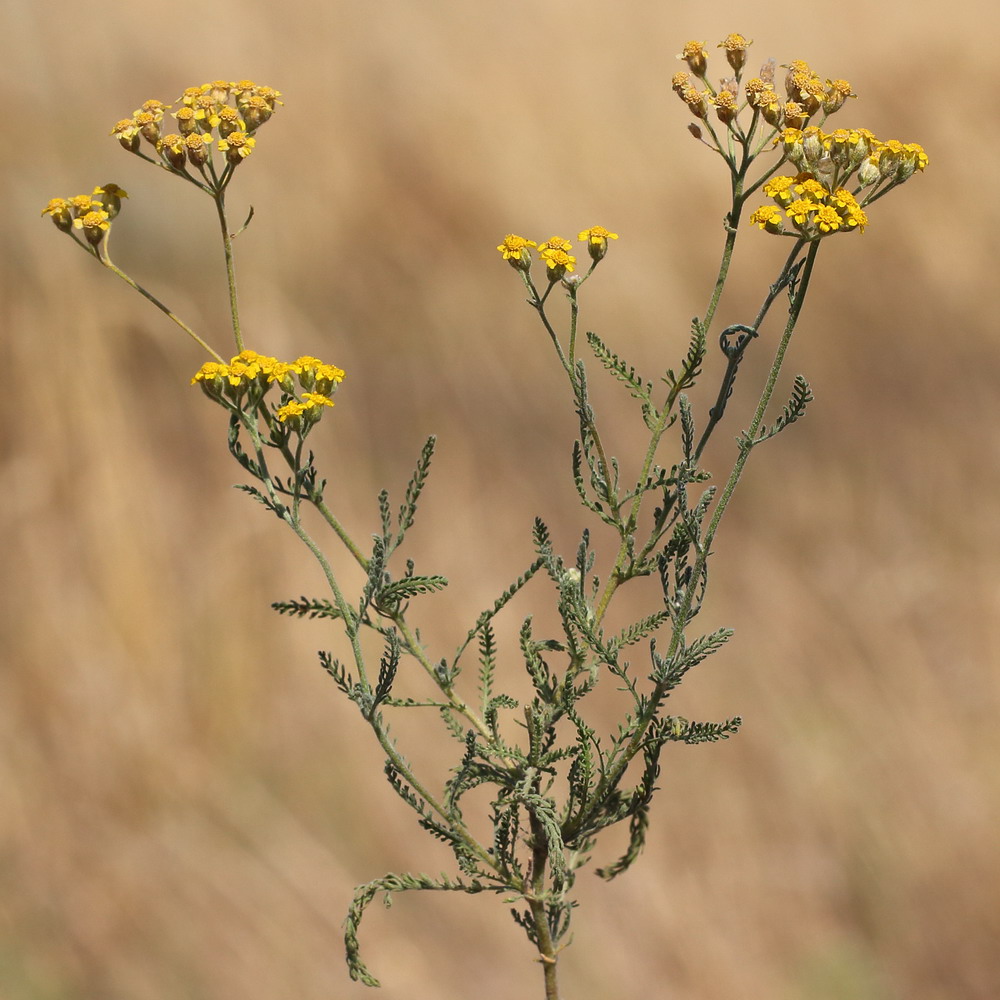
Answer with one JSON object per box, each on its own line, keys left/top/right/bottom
{"left": 214, "top": 190, "right": 244, "bottom": 353}
{"left": 528, "top": 807, "right": 560, "bottom": 1000}
{"left": 576, "top": 241, "right": 821, "bottom": 833}
{"left": 97, "top": 253, "right": 224, "bottom": 362}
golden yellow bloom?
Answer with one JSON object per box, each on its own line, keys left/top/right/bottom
{"left": 191, "top": 95, "right": 223, "bottom": 131}
{"left": 718, "top": 33, "right": 752, "bottom": 73}
{"left": 41, "top": 198, "right": 74, "bottom": 232}
{"left": 537, "top": 236, "right": 573, "bottom": 255}
{"left": 678, "top": 40, "right": 708, "bottom": 76}
{"left": 157, "top": 133, "right": 187, "bottom": 169}
{"left": 73, "top": 209, "right": 111, "bottom": 245}
{"left": 540, "top": 248, "right": 576, "bottom": 279}
{"left": 184, "top": 133, "right": 212, "bottom": 167}
{"left": 785, "top": 198, "right": 817, "bottom": 228}
{"left": 711, "top": 89, "right": 738, "bottom": 125}
{"left": 762, "top": 175, "right": 796, "bottom": 204}
{"left": 111, "top": 118, "right": 141, "bottom": 152}
{"left": 68, "top": 194, "right": 96, "bottom": 216}
{"left": 749, "top": 205, "right": 783, "bottom": 234}
{"left": 134, "top": 111, "right": 161, "bottom": 145}
{"left": 497, "top": 234, "right": 537, "bottom": 270}
{"left": 680, "top": 86, "right": 709, "bottom": 119}
{"left": 813, "top": 204, "right": 843, "bottom": 234}
{"left": 217, "top": 132, "right": 256, "bottom": 163}
{"left": 216, "top": 106, "right": 244, "bottom": 138}
{"left": 276, "top": 400, "right": 307, "bottom": 423}
{"left": 578, "top": 226, "right": 619, "bottom": 262}
{"left": 174, "top": 106, "right": 199, "bottom": 135}
{"left": 302, "top": 392, "right": 335, "bottom": 409}
{"left": 823, "top": 79, "right": 856, "bottom": 114}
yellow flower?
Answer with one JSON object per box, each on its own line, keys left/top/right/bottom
{"left": 749, "top": 205, "right": 783, "bottom": 234}
{"left": 42, "top": 198, "right": 74, "bottom": 232}
{"left": 276, "top": 400, "right": 307, "bottom": 423}
{"left": 294, "top": 356, "right": 346, "bottom": 393}
{"left": 217, "top": 132, "right": 256, "bottom": 163}
{"left": 73, "top": 209, "right": 112, "bottom": 245}
{"left": 785, "top": 198, "right": 817, "bottom": 228}
{"left": 762, "top": 175, "right": 796, "bottom": 204}
{"left": 302, "top": 392, "right": 335, "bottom": 410}
{"left": 718, "top": 33, "right": 752, "bottom": 74}
{"left": 578, "top": 226, "right": 619, "bottom": 262}
{"left": 497, "top": 234, "right": 537, "bottom": 270}
{"left": 537, "top": 236, "right": 573, "bottom": 254}
{"left": 540, "top": 248, "right": 576, "bottom": 279}
{"left": 677, "top": 40, "right": 708, "bottom": 76}
{"left": 813, "top": 204, "right": 843, "bottom": 234}
{"left": 111, "top": 118, "right": 141, "bottom": 152}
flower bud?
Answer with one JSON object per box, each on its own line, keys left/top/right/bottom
{"left": 240, "top": 96, "right": 273, "bottom": 131}
{"left": 92, "top": 183, "right": 128, "bottom": 219}
{"left": 857, "top": 155, "right": 881, "bottom": 187}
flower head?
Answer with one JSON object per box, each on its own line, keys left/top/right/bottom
{"left": 540, "top": 248, "right": 576, "bottom": 280}
{"left": 73, "top": 209, "right": 111, "bottom": 245}
{"left": 578, "top": 226, "right": 619, "bottom": 262}
{"left": 497, "top": 234, "right": 537, "bottom": 270}
{"left": 677, "top": 40, "right": 708, "bottom": 76}
{"left": 718, "top": 33, "right": 752, "bottom": 74}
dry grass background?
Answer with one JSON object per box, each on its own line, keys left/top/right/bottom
{"left": 2, "top": 2, "right": 998, "bottom": 998}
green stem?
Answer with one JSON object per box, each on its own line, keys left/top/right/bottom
{"left": 528, "top": 812, "right": 560, "bottom": 1000}
{"left": 576, "top": 241, "right": 821, "bottom": 834}
{"left": 214, "top": 191, "right": 244, "bottom": 352}
{"left": 97, "top": 252, "right": 224, "bottom": 362}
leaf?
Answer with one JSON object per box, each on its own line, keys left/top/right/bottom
{"left": 397, "top": 435, "right": 437, "bottom": 544}
{"left": 345, "top": 871, "right": 498, "bottom": 987}
{"left": 586, "top": 330, "right": 654, "bottom": 405}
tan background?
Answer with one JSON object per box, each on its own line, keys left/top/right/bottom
{"left": 2, "top": 2, "right": 998, "bottom": 998}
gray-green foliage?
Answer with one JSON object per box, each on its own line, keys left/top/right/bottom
{"left": 263, "top": 240, "right": 817, "bottom": 987}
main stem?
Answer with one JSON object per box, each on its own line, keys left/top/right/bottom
{"left": 215, "top": 190, "right": 244, "bottom": 352}
{"left": 528, "top": 812, "right": 561, "bottom": 1000}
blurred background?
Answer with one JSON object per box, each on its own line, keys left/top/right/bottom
{"left": 2, "top": 2, "right": 997, "bottom": 998}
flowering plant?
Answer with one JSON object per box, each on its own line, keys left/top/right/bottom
{"left": 44, "top": 37, "right": 925, "bottom": 1000}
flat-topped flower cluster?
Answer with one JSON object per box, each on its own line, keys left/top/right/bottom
{"left": 673, "top": 35, "right": 927, "bottom": 239}
{"left": 191, "top": 350, "right": 345, "bottom": 437}
{"left": 111, "top": 79, "right": 282, "bottom": 170}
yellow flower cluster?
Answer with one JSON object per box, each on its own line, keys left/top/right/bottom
{"left": 191, "top": 350, "right": 344, "bottom": 436}
{"left": 674, "top": 41, "right": 855, "bottom": 130}
{"left": 41, "top": 184, "right": 128, "bottom": 246}
{"left": 497, "top": 227, "right": 619, "bottom": 277}
{"left": 749, "top": 127, "right": 927, "bottom": 239}
{"left": 750, "top": 173, "right": 869, "bottom": 239}
{"left": 672, "top": 36, "right": 927, "bottom": 238}
{"left": 111, "top": 80, "right": 282, "bottom": 171}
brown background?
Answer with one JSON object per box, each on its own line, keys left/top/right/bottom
{"left": 2, "top": 2, "right": 998, "bottom": 998}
